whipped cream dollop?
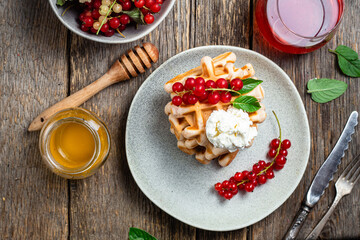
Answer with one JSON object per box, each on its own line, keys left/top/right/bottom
{"left": 205, "top": 107, "right": 258, "bottom": 152}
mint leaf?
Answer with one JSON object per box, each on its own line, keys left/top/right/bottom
{"left": 56, "top": 0, "right": 68, "bottom": 6}
{"left": 123, "top": 8, "right": 145, "bottom": 24}
{"left": 329, "top": 45, "right": 360, "bottom": 78}
{"left": 233, "top": 96, "right": 261, "bottom": 112}
{"left": 129, "top": 228, "right": 157, "bottom": 240}
{"left": 238, "top": 78, "right": 263, "bottom": 94}
{"left": 307, "top": 78, "right": 348, "bottom": 103}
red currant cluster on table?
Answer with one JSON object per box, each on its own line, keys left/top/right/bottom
{"left": 171, "top": 77, "right": 244, "bottom": 106}
{"left": 78, "top": 0, "right": 165, "bottom": 37}
{"left": 214, "top": 112, "right": 292, "bottom": 200}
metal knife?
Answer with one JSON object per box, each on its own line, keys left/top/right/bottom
{"left": 283, "top": 111, "right": 358, "bottom": 240}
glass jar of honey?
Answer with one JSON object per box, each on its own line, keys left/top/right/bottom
{"left": 39, "top": 108, "right": 111, "bottom": 179}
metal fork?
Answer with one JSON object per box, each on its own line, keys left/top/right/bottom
{"left": 305, "top": 154, "right": 360, "bottom": 240}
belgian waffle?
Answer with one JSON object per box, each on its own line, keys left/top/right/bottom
{"left": 164, "top": 52, "right": 266, "bottom": 166}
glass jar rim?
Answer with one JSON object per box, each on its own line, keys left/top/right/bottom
{"left": 275, "top": 0, "right": 344, "bottom": 39}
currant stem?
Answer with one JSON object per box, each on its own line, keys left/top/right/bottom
{"left": 235, "top": 111, "right": 282, "bottom": 186}
{"left": 206, "top": 88, "right": 240, "bottom": 95}
{"left": 96, "top": 0, "right": 117, "bottom": 35}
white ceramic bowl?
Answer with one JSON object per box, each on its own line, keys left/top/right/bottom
{"left": 48, "top": 0, "right": 175, "bottom": 44}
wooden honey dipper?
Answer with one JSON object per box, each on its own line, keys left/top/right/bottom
{"left": 28, "top": 42, "right": 159, "bottom": 131}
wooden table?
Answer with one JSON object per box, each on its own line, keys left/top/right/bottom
{"left": 1, "top": 0, "right": 359, "bottom": 239}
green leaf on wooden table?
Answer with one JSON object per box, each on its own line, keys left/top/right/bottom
{"left": 56, "top": 0, "right": 69, "bottom": 6}
{"left": 233, "top": 96, "right": 261, "bottom": 112}
{"left": 123, "top": 8, "right": 145, "bottom": 25}
{"left": 129, "top": 228, "right": 158, "bottom": 240}
{"left": 329, "top": 45, "right": 360, "bottom": 77}
{"left": 307, "top": 78, "right": 348, "bottom": 103}
{"left": 237, "top": 78, "right": 263, "bottom": 94}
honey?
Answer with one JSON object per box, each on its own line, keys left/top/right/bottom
{"left": 49, "top": 122, "right": 96, "bottom": 169}
{"left": 39, "top": 108, "right": 110, "bottom": 179}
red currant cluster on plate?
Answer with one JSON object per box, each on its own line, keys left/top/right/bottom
{"left": 171, "top": 77, "right": 244, "bottom": 106}
{"left": 78, "top": 0, "right": 165, "bottom": 37}
{"left": 215, "top": 134, "right": 291, "bottom": 200}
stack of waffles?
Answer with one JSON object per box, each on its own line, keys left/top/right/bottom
{"left": 164, "top": 52, "right": 267, "bottom": 167}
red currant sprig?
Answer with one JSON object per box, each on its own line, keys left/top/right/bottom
{"left": 214, "top": 111, "right": 292, "bottom": 200}
{"left": 171, "top": 77, "right": 244, "bottom": 106}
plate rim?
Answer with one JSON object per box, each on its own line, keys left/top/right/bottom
{"left": 125, "top": 45, "right": 311, "bottom": 231}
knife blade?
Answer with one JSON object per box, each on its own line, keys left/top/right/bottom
{"left": 283, "top": 111, "right": 358, "bottom": 240}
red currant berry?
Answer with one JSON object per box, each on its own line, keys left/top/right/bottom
{"left": 100, "top": 22, "right": 109, "bottom": 32}
{"left": 228, "top": 182, "right": 237, "bottom": 191}
{"left": 92, "top": 9, "right": 101, "bottom": 19}
{"left": 80, "top": 24, "right": 89, "bottom": 32}
{"left": 238, "top": 183, "right": 246, "bottom": 190}
{"left": 229, "top": 177, "right": 236, "bottom": 183}
{"left": 90, "top": 27, "right": 97, "bottom": 33}
{"left": 231, "top": 187, "right": 238, "bottom": 195}
{"left": 109, "top": 18, "right": 120, "bottom": 29}
{"left": 121, "top": 0, "right": 132, "bottom": 11}
{"left": 214, "top": 182, "right": 222, "bottom": 191}
{"left": 258, "top": 175, "right": 267, "bottom": 184}
{"left": 83, "top": 17, "right": 94, "bottom": 28}
{"left": 172, "top": 82, "right": 184, "bottom": 92}
{"left": 266, "top": 170, "right": 275, "bottom": 179}
{"left": 275, "top": 155, "right": 287, "bottom": 166}
{"left": 156, "top": 0, "right": 163, "bottom": 3}
{"left": 144, "top": 13, "right": 155, "bottom": 24}
{"left": 119, "top": 14, "right": 130, "bottom": 25}
{"left": 195, "top": 77, "right": 205, "bottom": 86}
{"left": 218, "top": 189, "right": 225, "bottom": 196}
{"left": 140, "top": 8, "right": 150, "bottom": 16}
{"left": 279, "top": 149, "right": 288, "bottom": 157}
{"left": 187, "top": 94, "right": 198, "bottom": 104}
{"left": 245, "top": 183, "right": 255, "bottom": 192}
{"left": 251, "top": 179, "right": 258, "bottom": 187}
{"left": 268, "top": 148, "right": 277, "bottom": 158}
{"left": 247, "top": 171, "right": 257, "bottom": 181}
{"left": 221, "top": 180, "right": 230, "bottom": 189}
{"left": 224, "top": 192, "right": 233, "bottom": 200}
{"left": 79, "top": 13, "right": 86, "bottom": 22}
{"left": 234, "top": 172, "right": 244, "bottom": 182}
{"left": 216, "top": 78, "right": 228, "bottom": 88}
{"left": 270, "top": 138, "right": 280, "bottom": 148}
{"left": 193, "top": 84, "right": 206, "bottom": 97}
{"left": 150, "top": 3, "right": 161, "bottom": 13}
{"left": 252, "top": 163, "right": 263, "bottom": 173}
{"left": 118, "top": 24, "right": 126, "bottom": 31}
{"left": 93, "top": 0, "right": 101, "bottom": 9}
{"left": 230, "top": 78, "right": 243, "bottom": 91}
{"left": 182, "top": 93, "right": 190, "bottom": 105}
{"left": 274, "top": 164, "right": 284, "bottom": 170}
{"left": 134, "top": 0, "right": 145, "bottom": 8}
{"left": 145, "top": 0, "right": 156, "bottom": 8}
{"left": 258, "top": 160, "right": 266, "bottom": 168}
{"left": 220, "top": 92, "right": 232, "bottom": 103}
{"left": 242, "top": 170, "right": 249, "bottom": 180}
{"left": 208, "top": 92, "right": 220, "bottom": 104}
{"left": 197, "top": 91, "right": 208, "bottom": 102}
{"left": 172, "top": 96, "right": 182, "bottom": 106}
{"left": 205, "top": 80, "right": 216, "bottom": 89}
{"left": 104, "top": 28, "right": 115, "bottom": 37}
{"left": 281, "top": 139, "right": 291, "bottom": 149}
{"left": 184, "top": 78, "right": 196, "bottom": 90}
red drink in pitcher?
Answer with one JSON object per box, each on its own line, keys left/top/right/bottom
{"left": 255, "top": 0, "right": 344, "bottom": 54}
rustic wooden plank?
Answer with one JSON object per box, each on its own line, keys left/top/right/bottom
{"left": 250, "top": 0, "right": 360, "bottom": 239}
{"left": 68, "top": 1, "right": 197, "bottom": 239}
{"left": 0, "top": 0, "right": 69, "bottom": 239}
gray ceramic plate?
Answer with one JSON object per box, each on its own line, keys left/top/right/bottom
{"left": 48, "top": 0, "right": 175, "bottom": 44}
{"left": 126, "top": 46, "right": 310, "bottom": 231}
